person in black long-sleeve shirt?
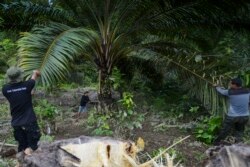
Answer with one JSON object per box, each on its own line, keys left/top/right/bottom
{"left": 78, "top": 91, "right": 90, "bottom": 118}
{"left": 2, "top": 67, "right": 41, "bottom": 155}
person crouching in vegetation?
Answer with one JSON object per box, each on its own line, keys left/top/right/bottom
{"left": 2, "top": 67, "right": 41, "bottom": 155}
{"left": 213, "top": 78, "right": 250, "bottom": 145}
{"left": 78, "top": 91, "right": 90, "bottom": 118}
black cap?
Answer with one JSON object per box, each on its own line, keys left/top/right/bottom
{"left": 231, "top": 78, "right": 242, "bottom": 87}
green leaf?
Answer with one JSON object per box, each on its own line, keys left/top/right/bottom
{"left": 198, "top": 129, "right": 203, "bottom": 133}
{"left": 127, "top": 109, "right": 133, "bottom": 115}
{"left": 18, "top": 22, "right": 97, "bottom": 86}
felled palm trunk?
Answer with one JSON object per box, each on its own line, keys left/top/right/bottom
{"left": 17, "top": 136, "right": 140, "bottom": 167}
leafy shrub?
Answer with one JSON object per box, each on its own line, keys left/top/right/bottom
{"left": 150, "top": 147, "right": 166, "bottom": 157}
{"left": 34, "top": 99, "right": 58, "bottom": 121}
{"left": 59, "top": 83, "right": 79, "bottom": 89}
{"left": 0, "top": 74, "right": 5, "bottom": 87}
{"left": 168, "top": 148, "right": 185, "bottom": 163}
{"left": 5, "top": 134, "right": 16, "bottom": 145}
{"left": 0, "top": 38, "right": 17, "bottom": 69}
{"left": 40, "top": 134, "right": 55, "bottom": 142}
{"left": 34, "top": 99, "right": 59, "bottom": 134}
{"left": 87, "top": 111, "right": 114, "bottom": 136}
{"left": 114, "top": 92, "right": 145, "bottom": 136}
{"left": 0, "top": 39, "right": 16, "bottom": 51}
{"left": 189, "top": 106, "right": 200, "bottom": 113}
{"left": 150, "top": 147, "right": 184, "bottom": 164}
{"left": 195, "top": 116, "right": 222, "bottom": 144}
{"left": 87, "top": 92, "right": 145, "bottom": 137}
{"left": 0, "top": 159, "right": 17, "bottom": 167}
{"left": 0, "top": 103, "right": 10, "bottom": 120}
{"left": 110, "top": 67, "right": 124, "bottom": 91}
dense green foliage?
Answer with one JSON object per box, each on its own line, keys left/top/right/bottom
{"left": 1, "top": 0, "right": 249, "bottom": 100}
{"left": 0, "top": 36, "right": 17, "bottom": 72}
{"left": 195, "top": 116, "right": 222, "bottom": 144}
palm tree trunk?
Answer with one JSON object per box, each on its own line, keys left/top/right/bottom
{"left": 98, "top": 69, "right": 112, "bottom": 100}
{"left": 97, "top": 68, "right": 114, "bottom": 112}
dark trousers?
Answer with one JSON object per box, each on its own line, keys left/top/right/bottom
{"left": 214, "top": 115, "right": 249, "bottom": 144}
{"left": 13, "top": 121, "right": 41, "bottom": 152}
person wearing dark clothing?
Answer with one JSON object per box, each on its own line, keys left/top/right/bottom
{"left": 78, "top": 91, "right": 90, "bottom": 117}
{"left": 2, "top": 67, "right": 41, "bottom": 155}
{"left": 213, "top": 78, "right": 250, "bottom": 145}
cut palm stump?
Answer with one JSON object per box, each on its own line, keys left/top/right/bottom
{"left": 17, "top": 135, "right": 188, "bottom": 167}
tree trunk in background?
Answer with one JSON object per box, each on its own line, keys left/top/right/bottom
{"left": 98, "top": 69, "right": 112, "bottom": 100}
{"left": 98, "top": 69, "right": 114, "bottom": 112}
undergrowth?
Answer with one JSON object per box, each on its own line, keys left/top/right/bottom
{"left": 0, "top": 158, "right": 17, "bottom": 167}
{"left": 87, "top": 92, "right": 145, "bottom": 137}
{"left": 194, "top": 116, "right": 222, "bottom": 144}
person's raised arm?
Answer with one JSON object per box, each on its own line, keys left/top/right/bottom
{"left": 31, "top": 70, "right": 41, "bottom": 81}
{"left": 215, "top": 86, "right": 229, "bottom": 96}
{"left": 30, "top": 70, "right": 41, "bottom": 95}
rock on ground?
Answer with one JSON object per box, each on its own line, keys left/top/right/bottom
{"left": 205, "top": 144, "right": 250, "bottom": 167}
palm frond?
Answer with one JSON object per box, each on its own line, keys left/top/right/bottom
{"left": 169, "top": 59, "right": 228, "bottom": 115}
{"left": 134, "top": 37, "right": 229, "bottom": 114}
{"left": 146, "top": 0, "right": 250, "bottom": 34}
{"left": 0, "top": 1, "right": 74, "bottom": 30}
{"left": 18, "top": 22, "right": 98, "bottom": 86}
